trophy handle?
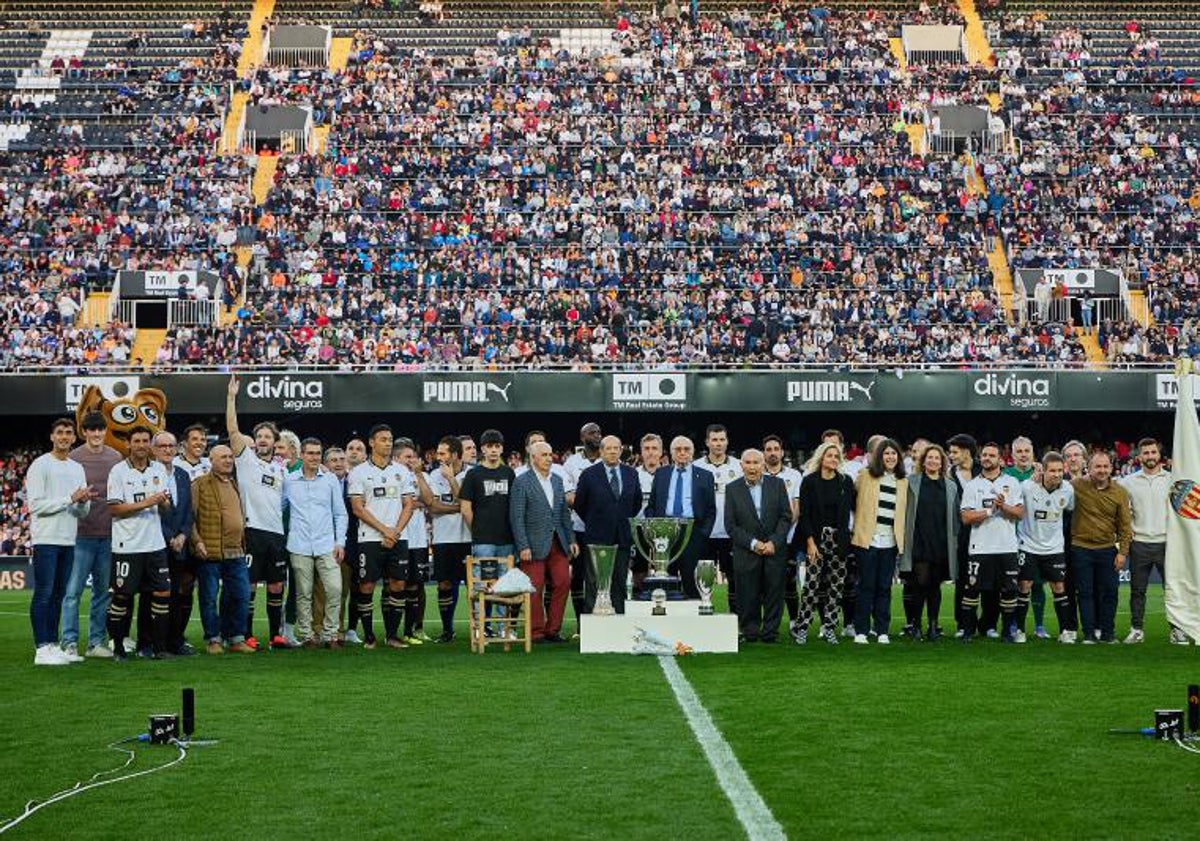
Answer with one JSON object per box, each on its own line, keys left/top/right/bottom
{"left": 667, "top": 517, "right": 694, "bottom": 565}
{"left": 629, "top": 519, "right": 652, "bottom": 560}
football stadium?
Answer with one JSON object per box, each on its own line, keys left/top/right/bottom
{"left": 2, "top": 0, "right": 1200, "bottom": 837}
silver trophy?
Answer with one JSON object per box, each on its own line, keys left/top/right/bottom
{"left": 695, "top": 559, "right": 717, "bottom": 616}
{"left": 630, "top": 517, "right": 694, "bottom": 615}
{"left": 589, "top": 544, "right": 619, "bottom": 617}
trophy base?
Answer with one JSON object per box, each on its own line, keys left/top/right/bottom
{"left": 633, "top": 575, "right": 684, "bottom": 601}
{"left": 698, "top": 605, "right": 714, "bottom": 616}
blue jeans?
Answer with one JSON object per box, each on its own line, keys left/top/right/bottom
{"left": 855, "top": 546, "right": 898, "bottom": 636}
{"left": 1073, "top": 547, "right": 1118, "bottom": 639}
{"left": 60, "top": 536, "right": 112, "bottom": 648}
{"left": 197, "top": 560, "right": 251, "bottom": 644}
{"left": 30, "top": 545, "right": 74, "bottom": 646}
{"left": 471, "top": 543, "right": 514, "bottom": 560}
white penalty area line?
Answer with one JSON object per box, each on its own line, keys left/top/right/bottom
{"left": 658, "top": 656, "right": 786, "bottom": 841}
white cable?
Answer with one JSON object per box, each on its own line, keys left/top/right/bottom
{"left": 1175, "top": 737, "right": 1200, "bottom": 755}
{"left": 0, "top": 740, "right": 188, "bottom": 835}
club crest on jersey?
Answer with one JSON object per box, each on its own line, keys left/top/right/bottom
{"left": 1170, "top": 480, "right": 1200, "bottom": 520}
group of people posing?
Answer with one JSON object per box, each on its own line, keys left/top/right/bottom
{"left": 21, "top": 375, "right": 1180, "bottom": 664}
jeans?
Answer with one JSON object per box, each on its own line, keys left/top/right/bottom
{"left": 855, "top": 545, "right": 898, "bottom": 636}
{"left": 60, "top": 536, "right": 112, "bottom": 648}
{"left": 30, "top": 545, "right": 74, "bottom": 646}
{"left": 1128, "top": 541, "right": 1165, "bottom": 631}
{"left": 197, "top": 560, "right": 251, "bottom": 644}
{"left": 472, "top": 543, "right": 514, "bottom": 560}
{"left": 1073, "top": 546, "right": 1118, "bottom": 639}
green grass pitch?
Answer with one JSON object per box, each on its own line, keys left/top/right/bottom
{"left": 1, "top": 586, "right": 1197, "bottom": 840}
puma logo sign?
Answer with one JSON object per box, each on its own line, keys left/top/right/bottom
{"left": 849, "top": 382, "right": 875, "bottom": 400}
{"left": 487, "top": 382, "right": 513, "bottom": 402}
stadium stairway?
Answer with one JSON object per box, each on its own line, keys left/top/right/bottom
{"left": 252, "top": 155, "right": 278, "bottom": 205}
{"left": 220, "top": 91, "right": 249, "bottom": 154}
{"left": 329, "top": 36, "right": 352, "bottom": 70}
{"left": 1127, "top": 289, "right": 1154, "bottom": 328}
{"left": 81, "top": 292, "right": 110, "bottom": 328}
{"left": 238, "top": 0, "right": 276, "bottom": 76}
{"left": 130, "top": 329, "right": 167, "bottom": 370}
{"left": 956, "top": 0, "right": 994, "bottom": 65}
{"left": 889, "top": 37, "right": 907, "bottom": 71}
{"left": 1077, "top": 330, "right": 1107, "bottom": 366}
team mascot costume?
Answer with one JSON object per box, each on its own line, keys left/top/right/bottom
{"left": 74, "top": 385, "right": 169, "bottom": 455}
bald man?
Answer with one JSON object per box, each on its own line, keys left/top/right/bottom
{"left": 573, "top": 435, "right": 642, "bottom": 614}
{"left": 646, "top": 436, "right": 717, "bottom": 598}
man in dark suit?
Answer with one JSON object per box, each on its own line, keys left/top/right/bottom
{"left": 725, "top": 448, "right": 792, "bottom": 642}
{"left": 156, "top": 431, "right": 196, "bottom": 655}
{"left": 646, "top": 436, "right": 716, "bottom": 598}
{"left": 510, "top": 441, "right": 579, "bottom": 642}
{"left": 574, "top": 435, "right": 643, "bottom": 614}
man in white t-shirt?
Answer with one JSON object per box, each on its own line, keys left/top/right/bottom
{"left": 227, "top": 374, "right": 290, "bottom": 650}
{"left": 348, "top": 423, "right": 417, "bottom": 649}
{"left": 417, "top": 435, "right": 472, "bottom": 644}
{"left": 106, "top": 426, "right": 172, "bottom": 660}
{"left": 696, "top": 424, "right": 743, "bottom": 611}
{"left": 396, "top": 438, "right": 430, "bottom": 644}
{"left": 26, "top": 418, "right": 94, "bottom": 666}
{"left": 1018, "top": 452, "right": 1075, "bottom": 643}
{"left": 960, "top": 442, "right": 1025, "bottom": 643}
{"left": 564, "top": 422, "right": 601, "bottom": 618}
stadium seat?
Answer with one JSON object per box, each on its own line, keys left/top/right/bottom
{"left": 463, "top": 555, "right": 531, "bottom": 654}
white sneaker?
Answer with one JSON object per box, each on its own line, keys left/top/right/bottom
{"left": 58, "top": 644, "right": 84, "bottom": 663}
{"left": 1034, "top": 626, "right": 1051, "bottom": 640}
{"left": 986, "top": 629, "right": 1000, "bottom": 640}
{"left": 343, "top": 630, "right": 363, "bottom": 645}
{"left": 1170, "top": 628, "right": 1191, "bottom": 646}
{"left": 122, "top": 638, "right": 136, "bottom": 653}
{"left": 1058, "top": 630, "right": 1076, "bottom": 644}
{"left": 1082, "top": 638, "right": 1097, "bottom": 646}
{"left": 842, "top": 624, "right": 856, "bottom": 639}
{"left": 954, "top": 628, "right": 965, "bottom": 639}
{"left": 1012, "top": 630, "right": 1027, "bottom": 644}
{"left": 853, "top": 633, "right": 869, "bottom": 645}
{"left": 34, "top": 644, "right": 70, "bottom": 666}
{"left": 1093, "top": 629, "right": 1102, "bottom": 641}
{"left": 877, "top": 634, "right": 891, "bottom": 645}
{"left": 1123, "top": 629, "right": 1145, "bottom": 644}
{"left": 86, "top": 644, "right": 114, "bottom": 658}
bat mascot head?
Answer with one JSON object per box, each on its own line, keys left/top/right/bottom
{"left": 74, "top": 385, "right": 168, "bottom": 456}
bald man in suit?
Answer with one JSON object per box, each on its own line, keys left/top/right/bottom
{"left": 726, "top": 449, "right": 792, "bottom": 642}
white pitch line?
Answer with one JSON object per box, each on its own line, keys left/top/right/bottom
{"left": 658, "top": 656, "right": 786, "bottom": 841}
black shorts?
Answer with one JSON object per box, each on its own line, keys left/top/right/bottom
{"left": 964, "top": 552, "right": 1019, "bottom": 592}
{"left": 168, "top": 545, "right": 197, "bottom": 578}
{"left": 433, "top": 542, "right": 470, "bottom": 583}
{"left": 1018, "top": 551, "right": 1066, "bottom": 583}
{"left": 112, "top": 550, "right": 170, "bottom": 596}
{"left": 245, "top": 528, "right": 288, "bottom": 584}
{"left": 356, "top": 541, "right": 409, "bottom": 584}
{"left": 408, "top": 547, "right": 431, "bottom": 583}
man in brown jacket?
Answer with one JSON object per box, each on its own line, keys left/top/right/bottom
{"left": 1071, "top": 450, "right": 1133, "bottom": 644}
{"left": 191, "top": 445, "right": 253, "bottom": 654}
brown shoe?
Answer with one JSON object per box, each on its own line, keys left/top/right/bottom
{"left": 228, "top": 641, "right": 255, "bottom": 654}
{"left": 302, "top": 638, "right": 320, "bottom": 649}
{"left": 324, "top": 639, "right": 344, "bottom": 650}
{"left": 206, "top": 641, "right": 224, "bottom": 655}
{"left": 385, "top": 637, "right": 409, "bottom": 649}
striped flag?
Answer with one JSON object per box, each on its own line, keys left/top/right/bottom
{"left": 1167, "top": 359, "right": 1200, "bottom": 641}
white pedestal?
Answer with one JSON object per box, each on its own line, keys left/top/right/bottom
{"left": 580, "top": 613, "right": 739, "bottom": 654}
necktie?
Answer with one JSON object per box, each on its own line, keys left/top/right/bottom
{"left": 609, "top": 466, "right": 620, "bottom": 497}
{"left": 671, "top": 468, "right": 684, "bottom": 517}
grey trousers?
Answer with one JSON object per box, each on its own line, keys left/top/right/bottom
{"left": 1128, "top": 540, "right": 1165, "bottom": 630}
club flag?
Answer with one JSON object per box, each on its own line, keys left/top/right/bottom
{"left": 1167, "top": 359, "right": 1200, "bottom": 641}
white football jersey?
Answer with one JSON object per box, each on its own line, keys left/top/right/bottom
{"left": 428, "top": 467, "right": 472, "bottom": 545}
{"left": 1019, "top": 479, "right": 1074, "bottom": 555}
{"left": 107, "top": 459, "right": 169, "bottom": 553}
{"left": 235, "top": 446, "right": 286, "bottom": 535}
{"left": 173, "top": 455, "right": 211, "bottom": 482}
{"left": 961, "top": 473, "right": 1023, "bottom": 555}
{"left": 696, "top": 456, "right": 743, "bottom": 539}
{"left": 562, "top": 452, "right": 593, "bottom": 532}
{"left": 767, "top": 465, "right": 803, "bottom": 540}
{"left": 348, "top": 458, "right": 416, "bottom": 543}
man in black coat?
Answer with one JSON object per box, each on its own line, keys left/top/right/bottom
{"left": 646, "top": 436, "right": 716, "bottom": 597}
{"left": 574, "top": 435, "right": 643, "bottom": 614}
{"left": 725, "top": 448, "right": 793, "bottom": 642}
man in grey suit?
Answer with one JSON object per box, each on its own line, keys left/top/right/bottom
{"left": 510, "top": 442, "right": 579, "bottom": 643}
{"left": 726, "top": 449, "right": 793, "bottom": 643}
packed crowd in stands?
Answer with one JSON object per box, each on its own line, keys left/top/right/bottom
{"left": 0, "top": 1, "right": 1195, "bottom": 368}
{"left": 0, "top": 447, "right": 37, "bottom": 556}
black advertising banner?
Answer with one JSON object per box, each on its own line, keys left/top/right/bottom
{"left": 0, "top": 370, "right": 1189, "bottom": 416}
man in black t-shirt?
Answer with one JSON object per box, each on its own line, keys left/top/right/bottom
{"left": 458, "top": 430, "right": 517, "bottom": 636}
{"left": 458, "top": 429, "right": 515, "bottom": 558}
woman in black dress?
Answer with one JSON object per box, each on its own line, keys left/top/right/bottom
{"left": 900, "top": 445, "right": 960, "bottom": 641}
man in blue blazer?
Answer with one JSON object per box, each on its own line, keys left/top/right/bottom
{"left": 646, "top": 436, "right": 716, "bottom": 598}
{"left": 510, "top": 441, "right": 578, "bottom": 642}
{"left": 574, "top": 435, "right": 643, "bottom": 614}
{"left": 156, "top": 432, "right": 196, "bottom": 655}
